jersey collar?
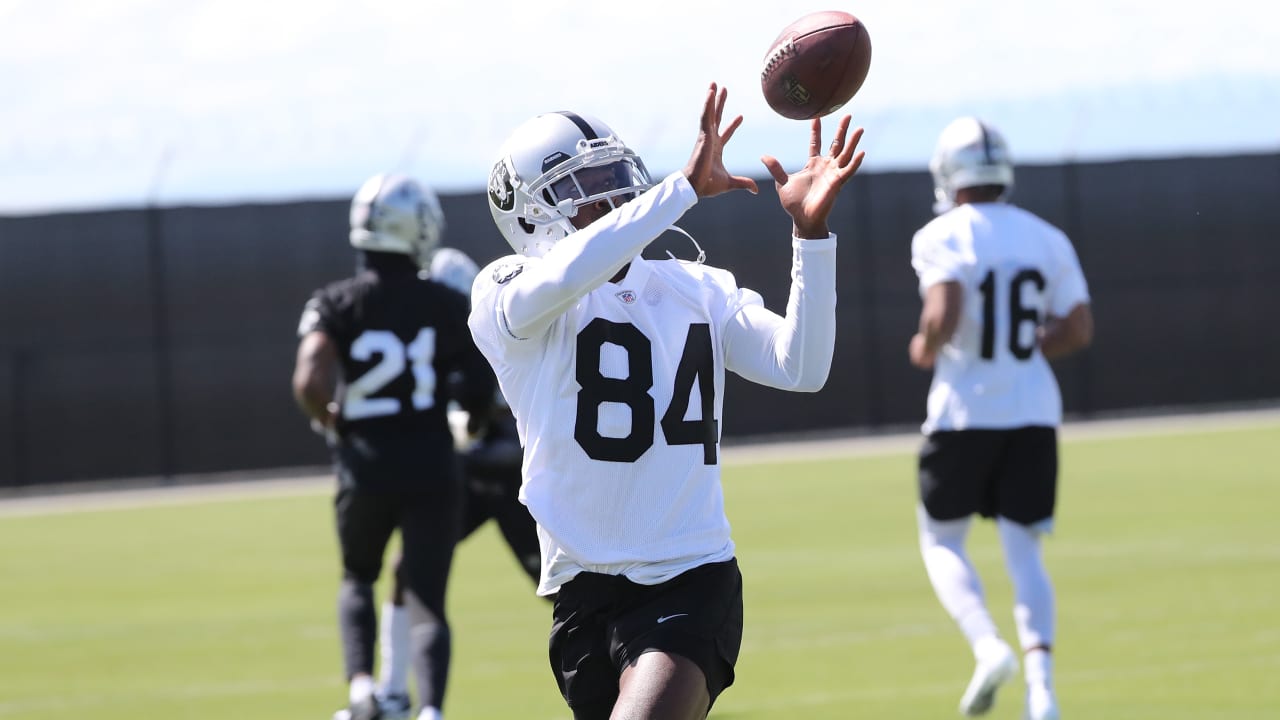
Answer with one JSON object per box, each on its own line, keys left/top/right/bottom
{"left": 605, "top": 254, "right": 651, "bottom": 292}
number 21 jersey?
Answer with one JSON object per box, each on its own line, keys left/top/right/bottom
{"left": 298, "top": 266, "right": 494, "bottom": 488}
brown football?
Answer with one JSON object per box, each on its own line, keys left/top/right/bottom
{"left": 760, "top": 11, "right": 872, "bottom": 120}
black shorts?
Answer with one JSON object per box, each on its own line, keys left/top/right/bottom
{"left": 334, "top": 479, "right": 461, "bottom": 616}
{"left": 548, "top": 558, "right": 744, "bottom": 719}
{"left": 918, "top": 426, "right": 1058, "bottom": 525}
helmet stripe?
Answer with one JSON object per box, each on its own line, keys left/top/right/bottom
{"left": 977, "top": 121, "right": 994, "bottom": 164}
{"left": 554, "top": 111, "right": 599, "bottom": 140}
{"left": 365, "top": 174, "right": 384, "bottom": 230}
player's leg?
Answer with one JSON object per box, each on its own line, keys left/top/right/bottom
{"left": 335, "top": 485, "right": 398, "bottom": 720}
{"left": 996, "top": 427, "right": 1060, "bottom": 720}
{"left": 615, "top": 653, "right": 709, "bottom": 720}
{"left": 610, "top": 559, "right": 743, "bottom": 720}
{"left": 397, "top": 485, "right": 462, "bottom": 720}
{"left": 376, "top": 553, "right": 412, "bottom": 718}
{"left": 917, "top": 431, "right": 1017, "bottom": 716}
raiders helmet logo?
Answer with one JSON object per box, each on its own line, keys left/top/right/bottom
{"left": 488, "top": 162, "right": 515, "bottom": 212}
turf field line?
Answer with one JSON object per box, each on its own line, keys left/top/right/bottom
{"left": 1, "top": 406, "right": 1276, "bottom": 518}
{"left": 0, "top": 675, "right": 336, "bottom": 715}
{"left": 715, "top": 651, "right": 1280, "bottom": 713}
{"left": 740, "top": 621, "right": 948, "bottom": 651}
{"left": 0, "top": 678, "right": 576, "bottom": 720}
{"left": 1054, "top": 539, "right": 1280, "bottom": 561}
{"left": 0, "top": 473, "right": 332, "bottom": 518}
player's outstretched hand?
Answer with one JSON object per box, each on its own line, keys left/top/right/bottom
{"left": 762, "top": 115, "right": 865, "bottom": 239}
{"left": 682, "top": 83, "right": 759, "bottom": 199}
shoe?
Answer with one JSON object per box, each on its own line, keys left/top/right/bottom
{"left": 345, "top": 695, "right": 382, "bottom": 720}
{"left": 959, "top": 638, "right": 1018, "bottom": 716}
{"left": 1024, "top": 683, "right": 1059, "bottom": 720}
{"left": 376, "top": 692, "right": 412, "bottom": 720}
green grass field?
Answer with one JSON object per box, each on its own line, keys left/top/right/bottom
{"left": 2, "top": 419, "right": 1278, "bottom": 719}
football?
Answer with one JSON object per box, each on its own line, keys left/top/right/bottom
{"left": 760, "top": 10, "right": 872, "bottom": 120}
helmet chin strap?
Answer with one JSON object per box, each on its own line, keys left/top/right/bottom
{"left": 664, "top": 225, "right": 706, "bottom": 265}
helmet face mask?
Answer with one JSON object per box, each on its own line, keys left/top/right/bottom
{"left": 349, "top": 173, "right": 446, "bottom": 266}
{"left": 489, "top": 112, "right": 653, "bottom": 257}
{"left": 546, "top": 156, "right": 649, "bottom": 211}
{"left": 930, "top": 117, "right": 1015, "bottom": 214}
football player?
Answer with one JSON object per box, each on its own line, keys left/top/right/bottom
{"left": 292, "top": 174, "right": 496, "bottom": 720}
{"left": 908, "top": 117, "right": 1093, "bottom": 720}
{"left": 468, "top": 83, "right": 864, "bottom": 720}
{"left": 370, "top": 247, "right": 546, "bottom": 714}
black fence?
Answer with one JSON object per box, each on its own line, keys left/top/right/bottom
{"left": 2, "top": 152, "right": 1278, "bottom": 486}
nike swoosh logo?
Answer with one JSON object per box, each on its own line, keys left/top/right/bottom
{"left": 656, "top": 613, "right": 688, "bottom": 624}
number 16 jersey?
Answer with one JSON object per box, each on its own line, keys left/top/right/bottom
{"left": 911, "top": 202, "right": 1090, "bottom": 434}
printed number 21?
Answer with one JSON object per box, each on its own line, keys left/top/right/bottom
{"left": 344, "top": 328, "right": 437, "bottom": 419}
{"left": 574, "top": 319, "right": 719, "bottom": 464}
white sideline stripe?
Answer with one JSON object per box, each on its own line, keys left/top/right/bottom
{"left": 1, "top": 406, "right": 1276, "bottom": 519}
{"left": 0, "top": 474, "right": 333, "bottom": 518}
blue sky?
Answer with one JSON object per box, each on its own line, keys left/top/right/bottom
{"left": 2, "top": 0, "right": 1276, "bottom": 214}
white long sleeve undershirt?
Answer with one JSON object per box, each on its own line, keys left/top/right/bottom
{"left": 724, "top": 235, "right": 837, "bottom": 392}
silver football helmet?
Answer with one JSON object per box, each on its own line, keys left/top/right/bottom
{"left": 929, "top": 117, "right": 1015, "bottom": 213}
{"left": 487, "top": 111, "right": 653, "bottom": 257}
{"left": 348, "top": 173, "right": 446, "bottom": 265}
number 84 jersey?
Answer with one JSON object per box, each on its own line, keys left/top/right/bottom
{"left": 470, "top": 254, "right": 755, "bottom": 594}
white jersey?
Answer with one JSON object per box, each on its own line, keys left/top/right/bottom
{"left": 912, "top": 202, "right": 1089, "bottom": 434}
{"left": 469, "top": 172, "right": 837, "bottom": 595}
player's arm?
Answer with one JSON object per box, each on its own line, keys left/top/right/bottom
{"left": 909, "top": 281, "right": 963, "bottom": 370}
{"left": 292, "top": 330, "right": 340, "bottom": 430}
{"left": 1037, "top": 302, "right": 1093, "bottom": 360}
{"left": 1039, "top": 235, "right": 1093, "bottom": 360}
{"left": 724, "top": 237, "right": 837, "bottom": 392}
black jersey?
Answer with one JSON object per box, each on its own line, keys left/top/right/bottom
{"left": 298, "top": 259, "right": 496, "bottom": 489}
